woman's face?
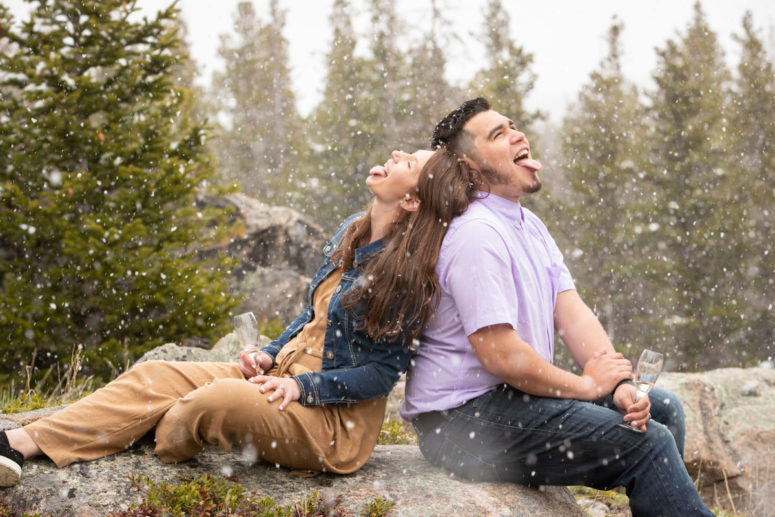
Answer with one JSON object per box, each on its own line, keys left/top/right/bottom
{"left": 366, "top": 149, "right": 433, "bottom": 205}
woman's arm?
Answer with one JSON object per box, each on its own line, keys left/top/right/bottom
{"left": 292, "top": 341, "right": 413, "bottom": 405}
{"left": 249, "top": 330, "right": 413, "bottom": 408}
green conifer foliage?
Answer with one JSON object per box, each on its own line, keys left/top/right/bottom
{"left": 468, "top": 0, "right": 542, "bottom": 135}
{"left": 557, "top": 20, "right": 652, "bottom": 350}
{"left": 307, "top": 0, "right": 379, "bottom": 226}
{"left": 729, "top": 11, "right": 775, "bottom": 362}
{"left": 399, "top": 0, "right": 460, "bottom": 152}
{"left": 647, "top": 2, "right": 739, "bottom": 369}
{"left": 211, "top": 0, "right": 305, "bottom": 208}
{"left": 0, "top": 0, "right": 239, "bottom": 384}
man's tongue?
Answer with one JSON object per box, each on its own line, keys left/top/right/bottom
{"left": 516, "top": 158, "right": 542, "bottom": 172}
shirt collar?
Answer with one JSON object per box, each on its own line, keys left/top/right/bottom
{"left": 475, "top": 191, "right": 525, "bottom": 227}
{"left": 353, "top": 238, "right": 384, "bottom": 267}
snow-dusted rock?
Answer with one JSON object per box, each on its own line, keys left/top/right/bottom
{"left": 197, "top": 192, "right": 327, "bottom": 324}
{"left": 660, "top": 367, "right": 775, "bottom": 517}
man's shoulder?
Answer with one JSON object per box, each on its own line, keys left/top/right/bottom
{"left": 447, "top": 201, "right": 507, "bottom": 238}
{"left": 440, "top": 203, "right": 510, "bottom": 262}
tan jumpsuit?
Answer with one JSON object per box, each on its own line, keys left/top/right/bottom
{"left": 24, "top": 269, "right": 387, "bottom": 473}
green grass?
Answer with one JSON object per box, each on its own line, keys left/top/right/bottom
{"left": 377, "top": 419, "right": 417, "bottom": 445}
{"left": 1, "top": 348, "right": 97, "bottom": 414}
{"left": 0, "top": 475, "right": 394, "bottom": 517}
{"left": 108, "top": 474, "right": 392, "bottom": 517}
{"left": 569, "top": 485, "right": 748, "bottom": 516}
{"left": 364, "top": 496, "right": 394, "bottom": 517}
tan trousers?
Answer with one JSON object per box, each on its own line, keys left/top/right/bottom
{"left": 24, "top": 360, "right": 386, "bottom": 473}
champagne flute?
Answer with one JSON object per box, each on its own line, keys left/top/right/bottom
{"left": 233, "top": 312, "right": 259, "bottom": 349}
{"left": 634, "top": 349, "right": 664, "bottom": 399}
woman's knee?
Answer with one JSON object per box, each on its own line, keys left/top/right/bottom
{"left": 175, "top": 378, "right": 254, "bottom": 413}
{"left": 125, "top": 359, "right": 169, "bottom": 381}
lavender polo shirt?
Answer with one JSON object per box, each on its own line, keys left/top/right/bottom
{"left": 401, "top": 192, "right": 575, "bottom": 421}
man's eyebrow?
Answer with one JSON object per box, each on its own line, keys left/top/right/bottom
{"left": 487, "top": 123, "right": 506, "bottom": 140}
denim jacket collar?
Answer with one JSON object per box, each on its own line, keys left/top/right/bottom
{"left": 353, "top": 238, "right": 384, "bottom": 268}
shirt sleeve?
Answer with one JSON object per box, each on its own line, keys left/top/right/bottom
{"left": 441, "top": 220, "right": 520, "bottom": 336}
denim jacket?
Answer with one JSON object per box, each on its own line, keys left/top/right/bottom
{"left": 260, "top": 213, "right": 414, "bottom": 406}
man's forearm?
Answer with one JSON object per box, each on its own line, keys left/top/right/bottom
{"left": 470, "top": 324, "right": 598, "bottom": 400}
{"left": 470, "top": 323, "right": 633, "bottom": 401}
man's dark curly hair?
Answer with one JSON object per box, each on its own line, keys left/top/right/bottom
{"left": 431, "top": 97, "right": 491, "bottom": 153}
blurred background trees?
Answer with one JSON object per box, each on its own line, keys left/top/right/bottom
{"left": 1, "top": 0, "right": 773, "bottom": 388}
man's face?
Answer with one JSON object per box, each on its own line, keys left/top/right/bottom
{"left": 463, "top": 110, "right": 543, "bottom": 201}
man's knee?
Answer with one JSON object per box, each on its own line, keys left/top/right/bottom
{"left": 648, "top": 387, "right": 685, "bottom": 452}
{"left": 650, "top": 388, "right": 685, "bottom": 424}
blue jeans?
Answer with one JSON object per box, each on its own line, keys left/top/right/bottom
{"left": 413, "top": 384, "right": 712, "bottom": 517}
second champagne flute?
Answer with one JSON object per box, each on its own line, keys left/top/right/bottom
{"left": 634, "top": 349, "right": 664, "bottom": 399}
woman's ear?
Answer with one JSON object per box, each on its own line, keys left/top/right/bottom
{"left": 399, "top": 195, "right": 421, "bottom": 212}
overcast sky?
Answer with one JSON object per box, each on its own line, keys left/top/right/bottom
{"left": 6, "top": 1, "right": 775, "bottom": 123}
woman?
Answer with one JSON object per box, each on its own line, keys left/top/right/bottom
{"left": 0, "top": 147, "right": 476, "bottom": 486}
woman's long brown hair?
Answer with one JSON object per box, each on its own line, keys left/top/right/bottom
{"left": 332, "top": 149, "right": 482, "bottom": 344}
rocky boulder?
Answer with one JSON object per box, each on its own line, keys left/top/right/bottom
{"left": 197, "top": 193, "right": 328, "bottom": 324}
{"left": 0, "top": 438, "right": 581, "bottom": 517}
{"left": 660, "top": 367, "right": 775, "bottom": 517}
{"left": 5, "top": 339, "right": 773, "bottom": 516}
{"left": 1, "top": 340, "right": 582, "bottom": 516}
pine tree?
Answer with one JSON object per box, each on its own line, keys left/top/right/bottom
{"left": 647, "top": 2, "right": 738, "bottom": 369}
{"left": 556, "top": 20, "right": 652, "bottom": 350}
{"left": 399, "top": 0, "right": 459, "bottom": 151}
{"left": 307, "top": 0, "right": 380, "bottom": 227}
{"left": 0, "top": 0, "right": 239, "bottom": 385}
{"left": 307, "top": 0, "right": 419, "bottom": 228}
{"left": 468, "top": 0, "right": 542, "bottom": 135}
{"left": 211, "top": 0, "right": 305, "bottom": 206}
{"left": 169, "top": 15, "right": 210, "bottom": 128}
{"left": 366, "top": 0, "right": 403, "bottom": 149}
{"left": 729, "top": 11, "right": 775, "bottom": 363}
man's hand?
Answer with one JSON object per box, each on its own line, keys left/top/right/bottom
{"left": 580, "top": 351, "right": 633, "bottom": 399}
{"left": 614, "top": 383, "right": 651, "bottom": 431}
{"left": 238, "top": 348, "right": 273, "bottom": 379}
{"left": 249, "top": 375, "right": 301, "bottom": 411}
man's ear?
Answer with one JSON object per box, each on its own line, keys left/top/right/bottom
{"left": 399, "top": 195, "right": 421, "bottom": 212}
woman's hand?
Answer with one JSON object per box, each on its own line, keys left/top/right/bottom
{"left": 238, "top": 348, "right": 273, "bottom": 379}
{"left": 614, "top": 383, "right": 651, "bottom": 431}
{"left": 249, "top": 375, "right": 301, "bottom": 410}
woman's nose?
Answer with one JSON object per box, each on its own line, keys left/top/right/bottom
{"left": 391, "top": 150, "right": 403, "bottom": 162}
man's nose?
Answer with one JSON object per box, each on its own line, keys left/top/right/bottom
{"left": 509, "top": 129, "right": 526, "bottom": 144}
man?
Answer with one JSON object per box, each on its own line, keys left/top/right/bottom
{"left": 401, "top": 98, "right": 712, "bottom": 516}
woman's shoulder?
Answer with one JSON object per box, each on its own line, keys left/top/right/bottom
{"left": 335, "top": 212, "right": 365, "bottom": 234}
{"left": 324, "top": 212, "right": 366, "bottom": 253}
